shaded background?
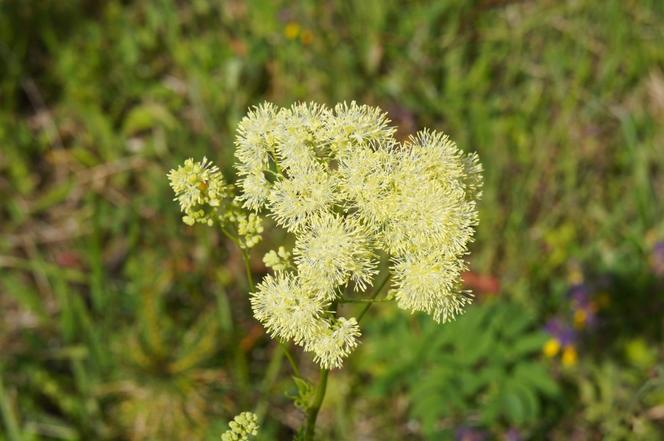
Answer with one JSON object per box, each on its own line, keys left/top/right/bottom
{"left": 1, "top": 0, "right": 663, "bottom": 440}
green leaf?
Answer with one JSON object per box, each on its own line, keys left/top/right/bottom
{"left": 508, "top": 332, "right": 549, "bottom": 359}
{"left": 457, "top": 329, "right": 494, "bottom": 365}
{"left": 288, "top": 376, "right": 314, "bottom": 411}
{"left": 497, "top": 306, "right": 533, "bottom": 338}
{"left": 511, "top": 379, "right": 540, "bottom": 423}
{"left": 514, "top": 363, "right": 559, "bottom": 397}
{"left": 502, "top": 387, "right": 526, "bottom": 425}
{"left": 122, "top": 103, "right": 176, "bottom": 135}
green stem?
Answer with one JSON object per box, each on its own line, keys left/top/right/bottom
{"left": 255, "top": 343, "right": 285, "bottom": 422}
{"left": 303, "top": 369, "right": 329, "bottom": 441}
{"left": 339, "top": 297, "right": 392, "bottom": 304}
{"left": 233, "top": 342, "right": 251, "bottom": 406}
{"left": 281, "top": 342, "right": 302, "bottom": 378}
{"left": 357, "top": 273, "right": 391, "bottom": 323}
{"left": 269, "top": 152, "right": 283, "bottom": 175}
{"left": 0, "top": 371, "right": 22, "bottom": 441}
{"left": 221, "top": 229, "right": 260, "bottom": 408}
{"left": 240, "top": 249, "right": 254, "bottom": 291}
{"left": 221, "top": 227, "right": 254, "bottom": 291}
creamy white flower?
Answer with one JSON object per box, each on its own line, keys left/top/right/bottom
{"left": 337, "top": 144, "right": 397, "bottom": 228}
{"left": 249, "top": 273, "right": 325, "bottom": 346}
{"left": 391, "top": 252, "right": 472, "bottom": 323}
{"left": 322, "top": 101, "right": 395, "bottom": 156}
{"left": 294, "top": 214, "right": 377, "bottom": 298}
{"left": 235, "top": 103, "right": 279, "bottom": 210}
{"left": 237, "top": 170, "right": 271, "bottom": 211}
{"left": 274, "top": 102, "right": 328, "bottom": 173}
{"left": 235, "top": 102, "right": 278, "bottom": 174}
{"left": 267, "top": 163, "right": 338, "bottom": 232}
{"left": 306, "top": 317, "right": 361, "bottom": 369}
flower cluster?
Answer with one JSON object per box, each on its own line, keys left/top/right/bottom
{"left": 168, "top": 157, "right": 230, "bottom": 226}
{"left": 220, "top": 412, "right": 259, "bottom": 441}
{"left": 235, "top": 101, "right": 482, "bottom": 368}
{"left": 568, "top": 283, "right": 608, "bottom": 330}
{"left": 168, "top": 158, "right": 264, "bottom": 249}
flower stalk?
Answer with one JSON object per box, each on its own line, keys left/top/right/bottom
{"left": 303, "top": 368, "right": 329, "bottom": 441}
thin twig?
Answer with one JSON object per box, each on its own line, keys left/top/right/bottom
{"left": 357, "top": 273, "right": 391, "bottom": 323}
{"left": 241, "top": 249, "right": 254, "bottom": 291}
{"left": 339, "top": 297, "right": 393, "bottom": 304}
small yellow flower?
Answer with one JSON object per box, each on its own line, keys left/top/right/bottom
{"left": 284, "top": 22, "right": 300, "bottom": 40}
{"left": 562, "top": 346, "right": 578, "bottom": 366}
{"left": 543, "top": 338, "right": 561, "bottom": 358}
{"left": 573, "top": 309, "right": 588, "bottom": 329}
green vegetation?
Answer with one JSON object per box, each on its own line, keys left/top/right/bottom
{"left": 1, "top": 0, "right": 663, "bottom": 440}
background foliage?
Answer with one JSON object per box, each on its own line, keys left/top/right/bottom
{"left": 1, "top": 0, "right": 663, "bottom": 440}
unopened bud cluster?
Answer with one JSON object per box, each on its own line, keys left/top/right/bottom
{"left": 220, "top": 412, "right": 259, "bottom": 441}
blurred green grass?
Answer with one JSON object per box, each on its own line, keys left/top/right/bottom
{"left": 1, "top": 0, "right": 663, "bottom": 440}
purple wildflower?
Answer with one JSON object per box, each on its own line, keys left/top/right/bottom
{"left": 568, "top": 284, "right": 591, "bottom": 308}
{"left": 544, "top": 318, "right": 576, "bottom": 346}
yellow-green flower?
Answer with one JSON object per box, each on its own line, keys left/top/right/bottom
{"left": 221, "top": 412, "right": 259, "bottom": 441}
{"left": 263, "top": 246, "right": 292, "bottom": 272}
{"left": 168, "top": 157, "right": 230, "bottom": 226}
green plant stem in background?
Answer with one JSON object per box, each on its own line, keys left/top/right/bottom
{"left": 255, "top": 343, "right": 285, "bottom": 423}
{"left": 0, "top": 371, "right": 22, "bottom": 441}
{"left": 303, "top": 368, "right": 329, "bottom": 441}
{"left": 240, "top": 248, "right": 255, "bottom": 291}
{"left": 233, "top": 341, "right": 251, "bottom": 407}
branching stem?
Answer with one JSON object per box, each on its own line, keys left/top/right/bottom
{"left": 357, "top": 272, "right": 391, "bottom": 323}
